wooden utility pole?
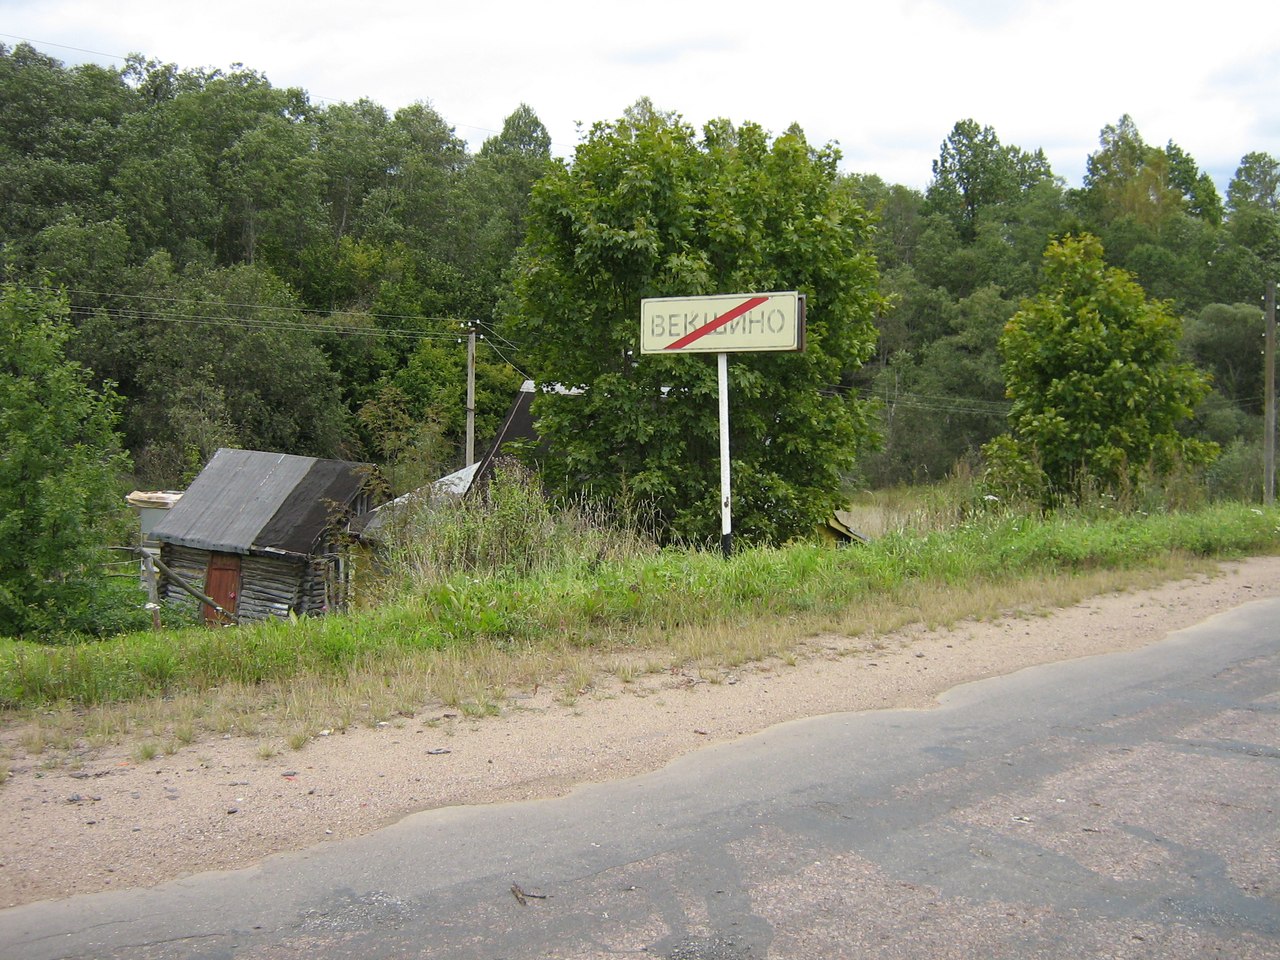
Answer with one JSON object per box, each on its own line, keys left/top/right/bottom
{"left": 466, "top": 323, "right": 477, "bottom": 467}
{"left": 1266, "top": 280, "right": 1276, "bottom": 506}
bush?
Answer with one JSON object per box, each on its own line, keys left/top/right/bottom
{"left": 383, "top": 460, "right": 657, "bottom": 585}
{"left": 0, "top": 282, "right": 133, "bottom": 639}
{"left": 1205, "top": 438, "right": 1265, "bottom": 503}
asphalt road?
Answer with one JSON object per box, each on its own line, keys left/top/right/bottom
{"left": 3, "top": 597, "right": 1278, "bottom": 960}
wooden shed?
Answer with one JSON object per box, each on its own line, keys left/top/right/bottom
{"left": 149, "top": 448, "right": 375, "bottom": 624}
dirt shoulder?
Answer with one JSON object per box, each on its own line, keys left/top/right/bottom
{"left": 2, "top": 556, "right": 1278, "bottom": 908}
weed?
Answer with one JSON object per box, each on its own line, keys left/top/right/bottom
{"left": 20, "top": 726, "right": 48, "bottom": 757}
{"left": 257, "top": 743, "right": 279, "bottom": 760}
{"left": 612, "top": 658, "right": 640, "bottom": 684}
{"left": 133, "top": 742, "right": 158, "bottom": 762}
{"left": 567, "top": 663, "right": 594, "bottom": 696}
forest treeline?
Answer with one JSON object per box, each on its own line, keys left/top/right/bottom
{"left": 2, "top": 42, "right": 1277, "bottom": 498}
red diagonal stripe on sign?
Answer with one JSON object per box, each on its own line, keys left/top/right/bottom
{"left": 664, "top": 296, "right": 770, "bottom": 350}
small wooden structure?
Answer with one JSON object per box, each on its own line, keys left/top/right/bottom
{"left": 149, "top": 448, "right": 375, "bottom": 624}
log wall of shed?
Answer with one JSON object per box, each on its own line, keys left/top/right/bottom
{"left": 240, "top": 554, "right": 308, "bottom": 621}
{"left": 159, "top": 545, "right": 324, "bottom": 622}
{"left": 161, "top": 545, "right": 209, "bottom": 605}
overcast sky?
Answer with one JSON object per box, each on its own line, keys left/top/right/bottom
{"left": 4, "top": 0, "right": 1278, "bottom": 193}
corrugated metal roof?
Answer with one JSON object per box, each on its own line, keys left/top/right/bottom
{"left": 355, "top": 462, "right": 480, "bottom": 539}
{"left": 150, "top": 449, "right": 370, "bottom": 558}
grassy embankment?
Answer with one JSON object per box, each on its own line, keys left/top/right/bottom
{"left": 2, "top": 480, "right": 1278, "bottom": 763}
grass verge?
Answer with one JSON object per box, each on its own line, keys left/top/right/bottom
{"left": 1, "top": 501, "right": 1276, "bottom": 758}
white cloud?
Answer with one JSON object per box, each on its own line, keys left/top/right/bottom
{"left": 4, "top": 0, "right": 1277, "bottom": 192}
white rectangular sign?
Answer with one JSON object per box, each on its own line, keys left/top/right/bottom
{"left": 640, "top": 291, "right": 804, "bottom": 354}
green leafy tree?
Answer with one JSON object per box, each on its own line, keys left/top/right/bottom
{"left": 1075, "top": 117, "right": 1226, "bottom": 312}
{"left": 1182, "top": 302, "right": 1264, "bottom": 409}
{"left": 841, "top": 174, "right": 925, "bottom": 274}
{"left": 314, "top": 98, "right": 396, "bottom": 245}
{"left": 926, "top": 119, "right": 1054, "bottom": 241}
{"left": 356, "top": 383, "right": 449, "bottom": 495}
{"left": 388, "top": 331, "right": 520, "bottom": 457}
{"left": 507, "top": 103, "right": 881, "bottom": 545}
{"left": 1227, "top": 151, "right": 1280, "bottom": 214}
{"left": 1223, "top": 151, "right": 1280, "bottom": 288}
{"left": 0, "top": 283, "right": 132, "bottom": 637}
{"left": 0, "top": 43, "right": 138, "bottom": 254}
{"left": 986, "top": 234, "right": 1214, "bottom": 503}
{"left": 360, "top": 101, "right": 472, "bottom": 263}
{"left": 1165, "top": 140, "right": 1223, "bottom": 225}
{"left": 864, "top": 285, "right": 1013, "bottom": 484}
{"left": 464, "top": 104, "right": 558, "bottom": 317}
{"left": 222, "top": 112, "right": 325, "bottom": 267}
{"left": 68, "top": 258, "right": 351, "bottom": 485}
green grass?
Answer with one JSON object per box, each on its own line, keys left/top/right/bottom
{"left": 1, "top": 500, "right": 1276, "bottom": 716}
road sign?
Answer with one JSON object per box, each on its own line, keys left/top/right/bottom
{"left": 637, "top": 291, "right": 806, "bottom": 556}
{"left": 640, "top": 292, "right": 804, "bottom": 354}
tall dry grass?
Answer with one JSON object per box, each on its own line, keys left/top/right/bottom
{"left": 2, "top": 467, "right": 1277, "bottom": 761}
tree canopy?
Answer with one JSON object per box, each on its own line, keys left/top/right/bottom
{"left": 1, "top": 41, "right": 1275, "bottom": 524}
{"left": 0, "top": 282, "right": 133, "bottom": 637}
{"left": 507, "top": 103, "right": 881, "bottom": 545}
{"left": 1, "top": 43, "right": 553, "bottom": 493}
{"left": 986, "top": 235, "right": 1215, "bottom": 503}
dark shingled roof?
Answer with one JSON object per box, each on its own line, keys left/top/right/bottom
{"left": 150, "top": 449, "right": 372, "bottom": 558}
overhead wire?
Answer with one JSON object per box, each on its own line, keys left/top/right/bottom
{"left": 67, "top": 287, "right": 472, "bottom": 331}
{"left": 68, "top": 303, "right": 466, "bottom": 343}
{"left": 70, "top": 299, "right": 1013, "bottom": 414}
{"left": 475, "top": 337, "right": 532, "bottom": 382}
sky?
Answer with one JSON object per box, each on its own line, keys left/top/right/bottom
{"left": 3, "top": 0, "right": 1278, "bottom": 194}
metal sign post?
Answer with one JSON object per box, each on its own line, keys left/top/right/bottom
{"left": 640, "top": 292, "right": 806, "bottom": 557}
{"left": 718, "top": 351, "right": 732, "bottom": 557}
{"left": 1266, "top": 280, "right": 1276, "bottom": 505}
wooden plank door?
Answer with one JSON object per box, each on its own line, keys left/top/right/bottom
{"left": 204, "top": 553, "right": 241, "bottom": 625}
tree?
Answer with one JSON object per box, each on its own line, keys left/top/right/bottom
{"left": 1227, "top": 151, "right": 1280, "bottom": 213}
{"left": 1182, "top": 303, "right": 1265, "bottom": 411}
{"left": 986, "top": 234, "right": 1214, "bottom": 503}
{"left": 841, "top": 174, "right": 924, "bottom": 274}
{"left": 1079, "top": 115, "right": 1149, "bottom": 221}
{"left": 464, "top": 104, "right": 558, "bottom": 317}
{"left": 0, "top": 43, "right": 138, "bottom": 259}
{"left": 1225, "top": 151, "right": 1280, "bottom": 278}
{"left": 0, "top": 282, "right": 131, "bottom": 637}
{"left": 68, "top": 258, "right": 352, "bottom": 485}
{"left": 507, "top": 103, "right": 881, "bottom": 545}
{"left": 1076, "top": 117, "right": 1227, "bottom": 312}
{"left": 314, "top": 98, "right": 395, "bottom": 245}
{"left": 926, "top": 119, "right": 1053, "bottom": 241}
{"left": 863, "top": 284, "right": 1014, "bottom": 485}
{"left": 1165, "top": 140, "right": 1223, "bottom": 225}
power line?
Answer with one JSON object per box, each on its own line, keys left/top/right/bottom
{"left": 475, "top": 337, "right": 531, "bottom": 382}
{"left": 826, "top": 379, "right": 1011, "bottom": 416}
{"left": 0, "top": 33, "right": 124, "bottom": 62}
{"left": 67, "top": 288, "right": 470, "bottom": 330}
{"left": 876, "top": 396, "right": 1009, "bottom": 416}
{"left": 70, "top": 297, "right": 1003, "bottom": 417}
{"left": 68, "top": 304, "right": 466, "bottom": 343}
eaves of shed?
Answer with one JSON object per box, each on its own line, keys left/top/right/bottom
{"left": 150, "top": 448, "right": 373, "bottom": 559}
